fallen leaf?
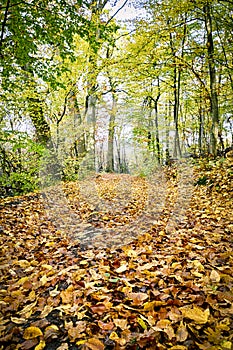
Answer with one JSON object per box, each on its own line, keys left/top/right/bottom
{"left": 109, "top": 331, "right": 119, "bottom": 341}
{"left": 137, "top": 317, "right": 147, "bottom": 330}
{"left": 85, "top": 338, "right": 105, "bottom": 350}
{"left": 181, "top": 306, "right": 210, "bottom": 324}
{"left": 128, "top": 292, "right": 148, "bottom": 305}
{"left": 90, "top": 304, "right": 106, "bottom": 315}
{"left": 176, "top": 321, "right": 188, "bottom": 342}
{"left": 115, "top": 264, "right": 128, "bottom": 273}
{"left": 23, "top": 326, "right": 43, "bottom": 339}
{"left": 35, "top": 340, "right": 46, "bottom": 350}
{"left": 98, "top": 320, "right": 114, "bottom": 330}
{"left": 113, "top": 318, "right": 128, "bottom": 330}
{"left": 11, "top": 317, "right": 27, "bottom": 324}
{"left": 210, "top": 270, "right": 221, "bottom": 283}
{"left": 40, "top": 275, "right": 48, "bottom": 286}
{"left": 20, "top": 339, "right": 39, "bottom": 350}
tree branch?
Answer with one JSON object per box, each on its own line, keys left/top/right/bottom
{"left": 105, "top": 0, "right": 129, "bottom": 26}
{"left": 0, "top": 0, "right": 10, "bottom": 57}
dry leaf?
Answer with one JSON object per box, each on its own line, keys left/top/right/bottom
{"left": 40, "top": 275, "right": 48, "bottom": 286}
{"left": 109, "top": 332, "right": 119, "bottom": 341}
{"left": 113, "top": 318, "right": 128, "bottom": 330}
{"left": 128, "top": 292, "right": 148, "bottom": 305}
{"left": 181, "top": 306, "right": 209, "bottom": 324}
{"left": 23, "top": 326, "right": 43, "bottom": 339}
{"left": 176, "top": 321, "right": 188, "bottom": 342}
{"left": 35, "top": 340, "right": 46, "bottom": 350}
{"left": 210, "top": 270, "right": 221, "bottom": 283}
{"left": 115, "top": 264, "right": 128, "bottom": 273}
{"left": 11, "top": 317, "right": 27, "bottom": 324}
{"left": 97, "top": 320, "right": 114, "bottom": 330}
{"left": 85, "top": 338, "right": 105, "bottom": 350}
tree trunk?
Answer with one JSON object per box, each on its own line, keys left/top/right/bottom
{"left": 106, "top": 93, "right": 117, "bottom": 172}
{"left": 28, "top": 97, "right": 52, "bottom": 147}
{"left": 204, "top": 3, "right": 219, "bottom": 156}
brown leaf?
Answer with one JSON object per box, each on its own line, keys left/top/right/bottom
{"left": 176, "top": 321, "right": 188, "bottom": 342}
{"left": 85, "top": 338, "right": 105, "bottom": 350}
{"left": 60, "top": 286, "right": 74, "bottom": 304}
{"left": 44, "top": 325, "right": 60, "bottom": 340}
{"left": 97, "top": 320, "right": 114, "bottom": 330}
{"left": 20, "top": 339, "right": 39, "bottom": 350}
{"left": 128, "top": 292, "right": 148, "bottom": 305}
{"left": 210, "top": 270, "right": 221, "bottom": 283}
{"left": 90, "top": 304, "right": 106, "bottom": 315}
{"left": 113, "top": 318, "right": 128, "bottom": 330}
{"left": 67, "top": 321, "right": 86, "bottom": 341}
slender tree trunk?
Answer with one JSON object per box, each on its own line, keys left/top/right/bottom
{"left": 106, "top": 92, "right": 117, "bottom": 172}
{"left": 165, "top": 100, "right": 171, "bottom": 164}
{"left": 0, "top": 0, "right": 10, "bottom": 57}
{"left": 204, "top": 3, "right": 219, "bottom": 156}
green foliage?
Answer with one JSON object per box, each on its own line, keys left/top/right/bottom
{"left": 0, "top": 0, "right": 89, "bottom": 83}
{"left": 62, "top": 157, "right": 80, "bottom": 182}
{"left": 0, "top": 131, "right": 44, "bottom": 197}
{"left": 195, "top": 175, "right": 208, "bottom": 186}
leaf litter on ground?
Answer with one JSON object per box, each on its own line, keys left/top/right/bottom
{"left": 0, "top": 159, "right": 232, "bottom": 349}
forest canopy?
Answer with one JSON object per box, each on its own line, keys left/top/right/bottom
{"left": 0, "top": 0, "right": 233, "bottom": 196}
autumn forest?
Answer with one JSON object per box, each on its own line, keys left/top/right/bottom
{"left": 0, "top": 0, "right": 233, "bottom": 349}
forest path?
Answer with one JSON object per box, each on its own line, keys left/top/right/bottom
{"left": 0, "top": 160, "right": 232, "bottom": 349}
{"left": 41, "top": 161, "right": 194, "bottom": 249}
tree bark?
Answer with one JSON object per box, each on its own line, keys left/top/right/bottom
{"left": 204, "top": 3, "right": 219, "bottom": 156}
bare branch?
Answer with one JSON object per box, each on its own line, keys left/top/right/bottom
{"left": 105, "top": 0, "right": 129, "bottom": 26}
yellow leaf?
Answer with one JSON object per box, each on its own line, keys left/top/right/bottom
{"left": 210, "top": 270, "right": 221, "bottom": 283}
{"left": 192, "top": 260, "right": 205, "bottom": 271}
{"left": 76, "top": 340, "right": 86, "bottom": 346}
{"left": 28, "top": 290, "right": 36, "bottom": 301}
{"left": 35, "top": 340, "right": 46, "bottom": 350}
{"left": 17, "top": 277, "right": 29, "bottom": 285}
{"left": 45, "top": 325, "right": 59, "bottom": 331}
{"left": 181, "top": 306, "right": 209, "bottom": 324}
{"left": 40, "top": 275, "right": 48, "bottom": 286}
{"left": 137, "top": 317, "right": 147, "bottom": 330}
{"left": 40, "top": 305, "right": 53, "bottom": 318}
{"left": 11, "top": 317, "right": 27, "bottom": 324}
{"left": 221, "top": 341, "right": 232, "bottom": 349}
{"left": 170, "top": 347, "right": 187, "bottom": 350}
{"left": 144, "top": 301, "right": 156, "bottom": 311}
{"left": 18, "top": 260, "right": 30, "bottom": 268}
{"left": 156, "top": 319, "right": 171, "bottom": 328}
{"left": 85, "top": 338, "right": 105, "bottom": 350}
{"left": 41, "top": 264, "right": 53, "bottom": 270}
{"left": 115, "top": 264, "right": 128, "bottom": 273}
{"left": 109, "top": 332, "right": 119, "bottom": 341}
{"left": 23, "top": 326, "right": 43, "bottom": 339}
{"left": 20, "top": 300, "right": 37, "bottom": 317}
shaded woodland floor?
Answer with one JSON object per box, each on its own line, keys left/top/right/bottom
{"left": 0, "top": 159, "right": 232, "bottom": 350}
